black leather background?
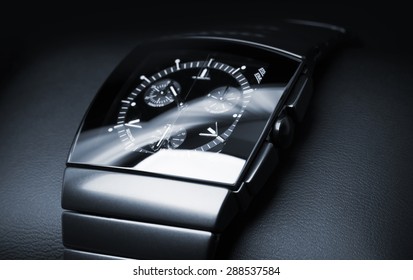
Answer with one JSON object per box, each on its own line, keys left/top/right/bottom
{"left": 1, "top": 1, "right": 412, "bottom": 259}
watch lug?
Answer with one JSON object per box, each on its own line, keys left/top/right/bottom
{"left": 234, "top": 182, "right": 253, "bottom": 212}
{"left": 243, "top": 142, "right": 278, "bottom": 196}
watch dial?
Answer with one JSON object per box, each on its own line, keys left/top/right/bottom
{"left": 117, "top": 59, "right": 252, "bottom": 154}
{"left": 69, "top": 38, "right": 301, "bottom": 187}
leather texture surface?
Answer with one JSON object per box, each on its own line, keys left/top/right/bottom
{"left": 223, "top": 50, "right": 413, "bottom": 259}
{"left": 1, "top": 1, "right": 412, "bottom": 259}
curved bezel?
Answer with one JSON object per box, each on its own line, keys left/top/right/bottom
{"left": 67, "top": 37, "right": 303, "bottom": 189}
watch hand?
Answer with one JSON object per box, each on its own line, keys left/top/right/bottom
{"left": 199, "top": 68, "right": 208, "bottom": 79}
{"left": 199, "top": 122, "right": 218, "bottom": 137}
{"left": 125, "top": 124, "right": 142, "bottom": 128}
{"left": 129, "top": 119, "right": 141, "bottom": 124}
{"left": 169, "top": 85, "right": 178, "bottom": 97}
{"left": 155, "top": 124, "right": 172, "bottom": 149}
{"left": 125, "top": 119, "right": 142, "bottom": 128}
{"left": 192, "top": 68, "right": 208, "bottom": 80}
{"left": 152, "top": 86, "right": 160, "bottom": 92}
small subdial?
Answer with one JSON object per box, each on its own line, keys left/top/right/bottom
{"left": 144, "top": 79, "right": 181, "bottom": 107}
{"left": 149, "top": 125, "right": 187, "bottom": 151}
{"left": 205, "top": 86, "right": 242, "bottom": 114}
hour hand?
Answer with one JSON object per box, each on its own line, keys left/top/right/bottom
{"left": 125, "top": 119, "right": 142, "bottom": 128}
{"left": 199, "top": 122, "right": 218, "bottom": 137}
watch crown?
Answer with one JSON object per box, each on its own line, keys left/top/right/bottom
{"left": 271, "top": 114, "right": 295, "bottom": 149}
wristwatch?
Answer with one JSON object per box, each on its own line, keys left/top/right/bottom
{"left": 61, "top": 20, "right": 346, "bottom": 259}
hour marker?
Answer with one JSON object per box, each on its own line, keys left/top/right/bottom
{"left": 140, "top": 75, "right": 151, "bottom": 83}
{"left": 232, "top": 68, "right": 240, "bottom": 74}
{"left": 131, "top": 102, "right": 136, "bottom": 107}
{"left": 121, "top": 100, "right": 130, "bottom": 104}
{"left": 175, "top": 59, "right": 180, "bottom": 70}
{"left": 108, "top": 128, "right": 113, "bottom": 132}
{"left": 241, "top": 65, "right": 246, "bottom": 70}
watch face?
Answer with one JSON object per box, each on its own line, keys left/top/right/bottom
{"left": 68, "top": 37, "right": 301, "bottom": 187}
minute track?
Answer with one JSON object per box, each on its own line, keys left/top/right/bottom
{"left": 115, "top": 59, "right": 252, "bottom": 153}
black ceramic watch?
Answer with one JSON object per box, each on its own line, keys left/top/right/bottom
{"left": 62, "top": 20, "right": 346, "bottom": 259}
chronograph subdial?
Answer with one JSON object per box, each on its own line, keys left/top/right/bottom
{"left": 144, "top": 79, "right": 181, "bottom": 107}
{"left": 116, "top": 58, "right": 253, "bottom": 153}
{"left": 204, "top": 86, "right": 242, "bottom": 114}
{"left": 149, "top": 125, "right": 187, "bottom": 152}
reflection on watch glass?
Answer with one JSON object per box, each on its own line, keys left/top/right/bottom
{"left": 69, "top": 38, "right": 300, "bottom": 187}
